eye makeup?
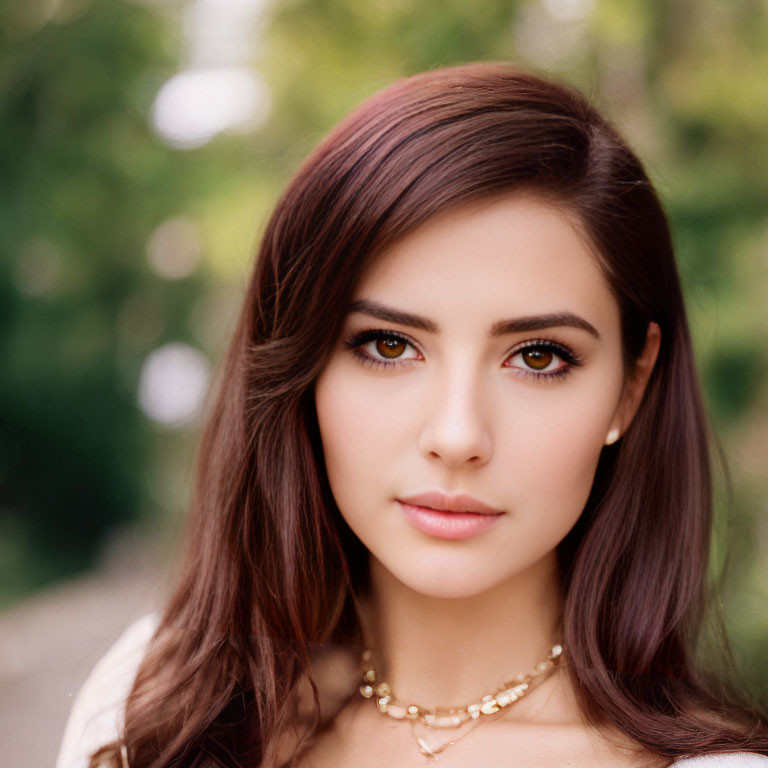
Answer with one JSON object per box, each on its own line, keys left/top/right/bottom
{"left": 504, "top": 338, "right": 582, "bottom": 381}
{"left": 343, "top": 328, "right": 422, "bottom": 370}
{"left": 343, "top": 328, "right": 583, "bottom": 381}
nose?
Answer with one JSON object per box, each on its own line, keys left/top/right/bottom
{"left": 418, "top": 368, "right": 493, "bottom": 468}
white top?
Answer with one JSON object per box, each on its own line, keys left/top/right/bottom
{"left": 56, "top": 614, "right": 158, "bottom": 768}
{"left": 56, "top": 616, "right": 768, "bottom": 768}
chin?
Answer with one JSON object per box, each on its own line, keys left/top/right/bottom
{"left": 389, "top": 564, "right": 510, "bottom": 600}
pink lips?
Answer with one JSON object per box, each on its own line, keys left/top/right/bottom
{"left": 397, "top": 491, "right": 504, "bottom": 540}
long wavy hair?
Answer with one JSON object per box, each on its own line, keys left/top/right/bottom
{"left": 94, "top": 64, "right": 768, "bottom": 767}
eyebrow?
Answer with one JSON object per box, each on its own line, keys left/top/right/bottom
{"left": 347, "top": 299, "right": 601, "bottom": 339}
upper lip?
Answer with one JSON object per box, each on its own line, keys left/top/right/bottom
{"left": 398, "top": 491, "right": 504, "bottom": 515}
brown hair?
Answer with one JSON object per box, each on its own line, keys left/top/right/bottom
{"left": 95, "top": 64, "right": 768, "bottom": 767}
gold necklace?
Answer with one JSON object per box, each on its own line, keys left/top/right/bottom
{"left": 358, "top": 644, "right": 563, "bottom": 761}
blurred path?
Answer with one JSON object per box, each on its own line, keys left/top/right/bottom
{"left": 0, "top": 531, "right": 165, "bottom": 768}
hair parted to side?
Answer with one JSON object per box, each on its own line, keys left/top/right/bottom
{"left": 93, "top": 64, "right": 768, "bottom": 767}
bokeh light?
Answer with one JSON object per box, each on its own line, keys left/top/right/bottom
{"left": 150, "top": 66, "right": 271, "bottom": 148}
{"left": 137, "top": 342, "right": 210, "bottom": 426}
{"left": 145, "top": 216, "right": 202, "bottom": 280}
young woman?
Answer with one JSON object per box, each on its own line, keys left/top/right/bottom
{"left": 57, "top": 64, "right": 768, "bottom": 768}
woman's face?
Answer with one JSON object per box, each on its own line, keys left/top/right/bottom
{"left": 314, "top": 195, "right": 640, "bottom": 599}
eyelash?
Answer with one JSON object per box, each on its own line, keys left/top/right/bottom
{"left": 343, "top": 329, "right": 582, "bottom": 381}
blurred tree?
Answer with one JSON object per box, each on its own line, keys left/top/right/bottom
{"left": 0, "top": 0, "right": 210, "bottom": 604}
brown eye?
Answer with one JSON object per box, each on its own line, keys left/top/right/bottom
{"left": 505, "top": 340, "right": 579, "bottom": 379}
{"left": 347, "top": 329, "right": 421, "bottom": 366}
{"left": 522, "top": 348, "right": 553, "bottom": 370}
{"left": 376, "top": 337, "right": 407, "bottom": 359}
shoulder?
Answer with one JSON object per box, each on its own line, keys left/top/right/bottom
{"left": 55, "top": 613, "right": 159, "bottom": 768}
{"left": 674, "top": 755, "right": 768, "bottom": 767}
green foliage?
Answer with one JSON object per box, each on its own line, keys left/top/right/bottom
{"left": 0, "top": 0, "right": 198, "bottom": 604}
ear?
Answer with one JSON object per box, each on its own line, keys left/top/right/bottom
{"left": 604, "top": 322, "right": 661, "bottom": 445}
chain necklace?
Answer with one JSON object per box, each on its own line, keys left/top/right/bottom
{"left": 358, "top": 644, "right": 563, "bottom": 761}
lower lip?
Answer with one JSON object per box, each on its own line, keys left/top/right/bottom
{"left": 397, "top": 501, "right": 502, "bottom": 540}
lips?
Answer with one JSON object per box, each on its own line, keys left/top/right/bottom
{"left": 396, "top": 491, "right": 504, "bottom": 540}
{"left": 398, "top": 491, "right": 503, "bottom": 515}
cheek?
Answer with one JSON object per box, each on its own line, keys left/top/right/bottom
{"left": 496, "top": 373, "right": 622, "bottom": 531}
{"left": 315, "top": 358, "right": 426, "bottom": 461}
{"left": 314, "top": 364, "right": 400, "bottom": 511}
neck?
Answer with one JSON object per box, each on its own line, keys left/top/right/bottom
{"left": 362, "top": 552, "right": 562, "bottom": 707}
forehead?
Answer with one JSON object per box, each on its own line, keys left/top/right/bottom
{"left": 353, "top": 195, "right": 619, "bottom": 334}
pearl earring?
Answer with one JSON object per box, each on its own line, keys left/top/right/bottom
{"left": 605, "top": 428, "right": 620, "bottom": 445}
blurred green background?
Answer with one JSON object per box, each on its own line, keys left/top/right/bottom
{"left": 1, "top": 0, "right": 767, "bottom": 683}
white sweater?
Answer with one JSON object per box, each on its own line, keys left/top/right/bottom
{"left": 56, "top": 616, "right": 768, "bottom": 768}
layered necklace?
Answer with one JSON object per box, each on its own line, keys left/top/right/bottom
{"left": 358, "top": 643, "right": 563, "bottom": 761}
